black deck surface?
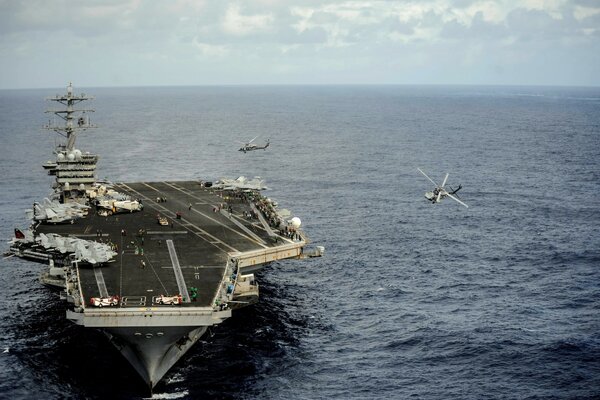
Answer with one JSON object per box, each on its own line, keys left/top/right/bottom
{"left": 36, "top": 181, "right": 283, "bottom": 308}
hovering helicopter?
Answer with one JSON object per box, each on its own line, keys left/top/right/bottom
{"left": 417, "top": 168, "right": 468, "bottom": 208}
{"left": 237, "top": 136, "right": 270, "bottom": 153}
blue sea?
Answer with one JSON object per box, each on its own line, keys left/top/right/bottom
{"left": 0, "top": 85, "right": 599, "bottom": 399}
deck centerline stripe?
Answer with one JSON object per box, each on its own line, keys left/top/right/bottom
{"left": 143, "top": 255, "right": 169, "bottom": 295}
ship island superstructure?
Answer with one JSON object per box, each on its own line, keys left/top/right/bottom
{"left": 6, "top": 84, "right": 323, "bottom": 390}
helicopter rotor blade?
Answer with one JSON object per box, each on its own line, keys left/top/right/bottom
{"left": 446, "top": 193, "right": 469, "bottom": 208}
{"left": 249, "top": 135, "right": 259, "bottom": 144}
{"left": 441, "top": 173, "right": 449, "bottom": 188}
{"left": 417, "top": 168, "right": 439, "bottom": 187}
{"left": 436, "top": 190, "right": 443, "bottom": 203}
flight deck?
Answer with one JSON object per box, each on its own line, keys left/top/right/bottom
{"left": 35, "top": 181, "right": 303, "bottom": 309}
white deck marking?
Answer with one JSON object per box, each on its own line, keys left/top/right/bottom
{"left": 93, "top": 267, "right": 109, "bottom": 297}
{"left": 220, "top": 210, "right": 268, "bottom": 245}
{"left": 161, "top": 265, "right": 223, "bottom": 269}
{"left": 121, "top": 296, "right": 146, "bottom": 306}
{"left": 116, "top": 183, "right": 238, "bottom": 253}
{"left": 161, "top": 181, "right": 270, "bottom": 249}
{"left": 145, "top": 230, "right": 188, "bottom": 235}
{"left": 249, "top": 202, "right": 278, "bottom": 238}
{"left": 143, "top": 256, "right": 169, "bottom": 294}
{"left": 166, "top": 240, "right": 190, "bottom": 302}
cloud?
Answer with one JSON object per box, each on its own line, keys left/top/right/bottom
{"left": 193, "top": 39, "right": 229, "bottom": 57}
{"left": 222, "top": 4, "right": 274, "bottom": 36}
{"left": 573, "top": 4, "right": 600, "bottom": 20}
{"left": 0, "top": 0, "right": 598, "bottom": 87}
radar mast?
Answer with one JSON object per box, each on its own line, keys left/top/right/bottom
{"left": 43, "top": 83, "right": 98, "bottom": 203}
{"left": 45, "top": 82, "right": 96, "bottom": 151}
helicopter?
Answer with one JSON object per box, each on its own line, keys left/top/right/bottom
{"left": 237, "top": 136, "right": 270, "bottom": 153}
{"left": 417, "top": 168, "right": 468, "bottom": 208}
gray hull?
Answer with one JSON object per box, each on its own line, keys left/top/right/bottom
{"left": 104, "top": 326, "right": 208, "bottom": 389}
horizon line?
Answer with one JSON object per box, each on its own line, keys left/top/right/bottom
{"left": 1, "top": 82, "right": 599, "bottom": 91}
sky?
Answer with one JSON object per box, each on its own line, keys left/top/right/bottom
{"left": 0, "top": 0, "right": 599, "bottom": 89}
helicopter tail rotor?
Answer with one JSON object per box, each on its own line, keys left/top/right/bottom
{"left": 448, "top": 185, "right": 462, "bottom": 197}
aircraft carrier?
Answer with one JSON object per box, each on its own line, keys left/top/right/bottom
{"left": 5, "top": 84, "right": 323, "bottom": 390}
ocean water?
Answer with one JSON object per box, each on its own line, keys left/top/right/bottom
{"left": 0, "top": 85, "right": 599, "bottom": 399}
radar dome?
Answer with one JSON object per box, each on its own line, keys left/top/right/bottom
{"left": 73, "top": 149, "right": 82, "bottom": 159}
{"left": 290, "top": 217, "right": 301, "bottom": 229}
{"left": 67, "top": 153, "right": 75, "bottom": 161}
{"left": 57, "top": 153, "right": 65, "bottom": 161}
{"left": 79, "top": 184, "right": 85, "bottom": 190}
{"left": 64, "top": 182, "right": 70, "bottom": 189}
